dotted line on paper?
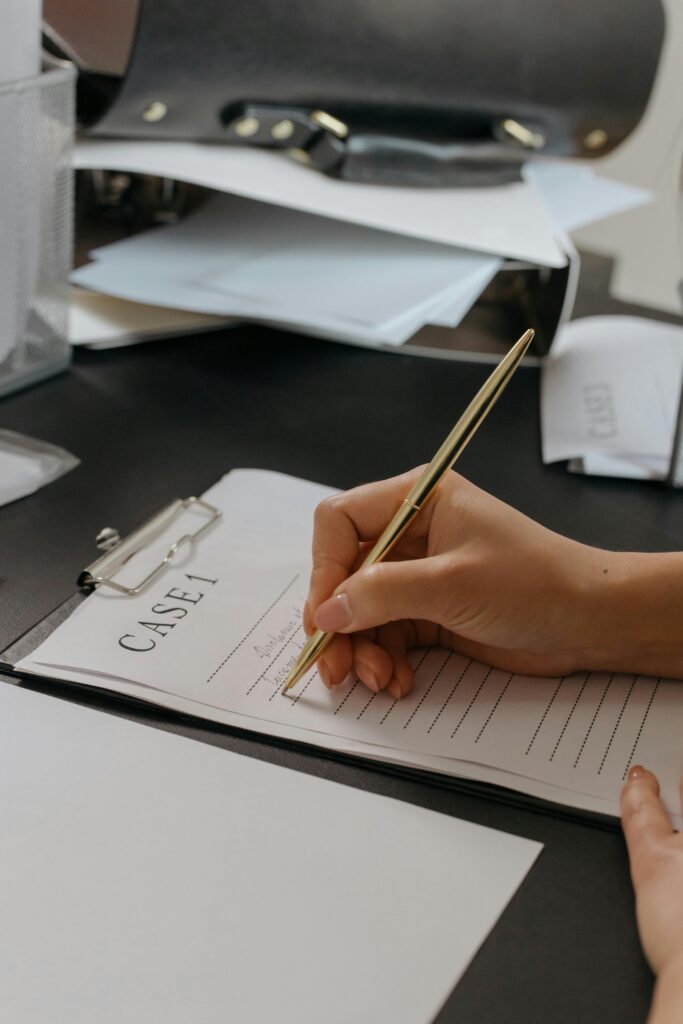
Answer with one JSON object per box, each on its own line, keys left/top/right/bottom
{"left": 403, "top": 651, "right": 453, "bottom": 730}
{"left": 549, "top": 672, "right": 590, "bottom": 762}
{"left": 623, "top": 678, "right": 660, "bottom": 780}
{"left": 427, "top": 660, "right": 472, "bottom": 734}
{"left": 205, "top": 573, "right": 300, "bottom": 683}
{"left": 598, "top": 675, "right": 637, "bottom": 775}
{"left": 476, "top": 673, "right": 514, "bottom": 743}
{"left": 334, "top": 679, "right": 360, "bottom": 715}
{"left": 357, "top": 692, "right": 377, "bottom": 720}
{"left": 245, "top": 625, "right": 303, "bottom": 696}
{"left": 573, "top": 674, "right": 614, "bottom": 769}
{"left": 525, "top": 678, "right": 565, "bottom": 756}
{"left": 379, "top": 649, "right": 430, "bottom": 726}
{"left": 451, "top": 667, "right": 493, "bottom": 739}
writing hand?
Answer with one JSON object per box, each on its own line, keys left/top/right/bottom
{"left": 304, "top": 467, "right": 610, "bottom": 698}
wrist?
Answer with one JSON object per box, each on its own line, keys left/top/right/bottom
{"left": 648, "top": 952, "right": 683, "bottom": 1024}
{"left": 568, "top": 548, "right": 683, "bottom": 679}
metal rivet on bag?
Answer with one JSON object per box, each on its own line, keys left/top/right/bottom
{"left": 583, "top": 128, "right": 608, "bottom": 151}
{"left": 289, "top": 148, "right": 312, "bottom": 165}
{"left": 500, "top": 118, "right": 545, "bottom": 150}
{"left": 142, "top": 101, "right": 168, "bottom": 123}
{"left": 234, "top": 116, "right": 260, "bottom": 138}
{"left": 271, "top": 119, "right": 295, "bottom": 142}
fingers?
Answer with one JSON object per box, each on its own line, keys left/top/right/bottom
{"left": 317, "top": 635, "right": 352, "bottom": 690}
{"left": 314, "top": 557, "right": 450, "bottom": 635}
{"left": 621, "top": 766, "right": 674, "bottom": 885}
{"left": 353, "top": 636, "right": 394, "bottom": 693}
{"left": 316, "top": 621, "right": 417, "bottom": 700}
{"left": 387, "top": 653, "right": 415, "bottom": 700}
{"left": 307, "top": 469, "right": 432, "bottom": 613}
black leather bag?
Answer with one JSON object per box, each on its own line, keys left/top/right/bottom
{"left": 84, "top": 0, "right": 665, "bottom": 186}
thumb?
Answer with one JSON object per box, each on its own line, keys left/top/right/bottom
{"left": 313, "top": 558, "right": 447, "bottom": 633}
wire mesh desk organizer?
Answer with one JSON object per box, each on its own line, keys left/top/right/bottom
{"left": 0, "top": 66, "right": 75, "bottom": 397}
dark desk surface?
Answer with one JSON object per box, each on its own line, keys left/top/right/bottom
{"left": 1, "top": 257, "right": 682, "bottom": 1023}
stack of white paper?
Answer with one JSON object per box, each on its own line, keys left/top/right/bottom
{"left": 75, "top": 140, "right": 569, "bottom": 264}
{"left": 73, "top": 194, "right": 502, "bottom": 347}
{"left": 69, "top": 288, "right": 229, "bottom": 349}
{"left": 541, "top": 316, "right": 683, "bottom": 480}
{"left": 71, "top": 141, "right": 652, "bottom": 350}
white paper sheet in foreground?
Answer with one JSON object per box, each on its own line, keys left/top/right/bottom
{"left": 0, "top": 683, "right": 541, "bottom": 1024}
{"left": 14, "top": 470, "right": 683, "bottom": 824}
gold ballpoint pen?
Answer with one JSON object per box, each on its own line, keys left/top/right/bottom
{"left": 282, "top": 328, "right": 535, "bottom": 695}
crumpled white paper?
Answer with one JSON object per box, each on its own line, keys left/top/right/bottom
{"left": 0, "top": 430, "right": 79, "bottom": 507}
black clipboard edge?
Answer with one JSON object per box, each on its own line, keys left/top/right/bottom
{"left": 1, "top": 594, "right": 620, "bottom": 835}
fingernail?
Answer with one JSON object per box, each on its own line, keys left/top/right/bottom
{"left": 387, "top": 681, "right": 402, "bottom": 700}
{"left": 318, "top": 660, "right": 333, "bottom": 689}
{"left": 357, "top": 663, "right": 379, "bottom": 692}
{"left": 628, "top": 764, "right": 646, "bottom": 781}
{"left": 315, "top": 593, "right": 352, "bottom": 632}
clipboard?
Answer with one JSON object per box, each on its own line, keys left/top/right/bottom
{"left": 0, "top": 490, "right": 617, "bottom": 833}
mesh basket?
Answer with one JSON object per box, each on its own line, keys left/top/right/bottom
{"left": 0, "top": 67, "right": 74, "bottom": 397}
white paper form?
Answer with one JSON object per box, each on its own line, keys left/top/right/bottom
{"left": 0, "top": 683, "right": 541, "bottom": 1024}
{"left": 15, "top": 471, "right": 683, "bottom": 824}
{"left": 541, "top": 316, "right": 683, "bottom": 467}
{"left": 75, "top": 139, "right": 568, "bottom": 267}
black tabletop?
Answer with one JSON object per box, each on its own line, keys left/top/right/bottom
{"left": 1, "top": 257, "right": 682, "bottom": 1023}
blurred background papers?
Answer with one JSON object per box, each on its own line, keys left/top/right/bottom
{"left": 541, "top": 316, "right": 683, "bottom": 481}
{"left": 71, "top": 140, "right": 652, "bottom": 351}
{"left": 72, "top": 195, "right": 502, "bottom": 348}
{"left": 69, "top": 290, "right": 229, "bottom": 350}
{"left": 0, "top": 430, "right": 79, "bottom": 507}
{"left": 522, "top": 163, "right": 651, "bottom": 232}
{"left": 74, "top": 140, "right": 567, "bottom": 266}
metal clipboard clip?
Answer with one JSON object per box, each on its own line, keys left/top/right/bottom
{"left": 78, "top": 497, "right": 222, "bottom": 596}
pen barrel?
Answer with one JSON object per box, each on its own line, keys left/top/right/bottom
{"left": 403, "top": 328, "right": 534, "bottom": 510}
{"left": 361, "top": 501, "right": 421, "bottom": 567}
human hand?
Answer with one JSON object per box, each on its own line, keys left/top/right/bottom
{"left": 621, "top": 767, "right": 683, "bottom": 977}
{"left": 621, "top": 767, "right": 683, "bottom": 1024}
{"left": 304, "top": 467, "right": 611, "bottom": 699}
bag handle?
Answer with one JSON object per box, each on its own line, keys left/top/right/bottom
{"left": 223, "top": 103, "right": 548, "bottom": 187}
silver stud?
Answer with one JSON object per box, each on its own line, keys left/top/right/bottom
{"left": 142, "top": 101, "right": 168, "bottom": 123}
{"left": 234, "top": 116, "right": 260, "bottom": 138}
